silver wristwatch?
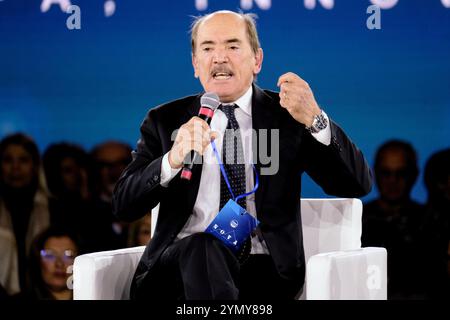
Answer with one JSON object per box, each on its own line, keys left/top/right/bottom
{"left": 306, "top": 110, "right": 328, "bottom": 134}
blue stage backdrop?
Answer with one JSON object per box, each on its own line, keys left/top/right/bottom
{"left": 1, "top": 0, "right": 449, "bottom": 203}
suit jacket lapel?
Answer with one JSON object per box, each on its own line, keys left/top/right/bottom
{"left": 251, "top": 84, "right": 279, "bottom": 216}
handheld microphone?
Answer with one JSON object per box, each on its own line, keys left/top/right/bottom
{"left": 180, "top": 92, "right": 220, "bottom": 181}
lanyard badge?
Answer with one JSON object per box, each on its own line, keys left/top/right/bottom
{"left": 204, "top": 140, "right": 260, "bottom": 252}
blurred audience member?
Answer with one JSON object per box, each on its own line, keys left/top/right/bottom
{"left": 420, "top": 148, "right": 450, "bottom": 299}
{"left": 0, "top": 133, "right": 50, "bottom": 296}
{"left": 42, "top": 143, "right": 94, "bottom": 251}
{"left": 0, "top": 228, "right": 18, "bottom": 297}
{"left": 91, "top": 141, "right": 132, "bottom": 201}
{"left": 43, "top": 142, "right": 90, "bottom": 202}
{"left": 24, "top": 227, "right": 79, "bottom": 300}
{"left": 128, "top": 213, "right": 152, "bottom": 247}
{"left": 90, "top": 141, "right": 132, "bottom": 250}
{"left": 362, "top": 140, "right": 424, "bottom": 299}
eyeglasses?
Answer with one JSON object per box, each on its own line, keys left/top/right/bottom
{"left": 40, "top": 249, "right": 77, "bottom": 264}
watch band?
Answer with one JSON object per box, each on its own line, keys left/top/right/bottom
{"left": 306, "top": 110, "right": 328, "bottom": 134}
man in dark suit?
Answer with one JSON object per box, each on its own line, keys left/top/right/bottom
{"left": 112, "top": 10, "right": 372, "bottom": 300}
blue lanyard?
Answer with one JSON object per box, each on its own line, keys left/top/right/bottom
{"left": 210, "top": 140, "right": 259, "bottom": 203}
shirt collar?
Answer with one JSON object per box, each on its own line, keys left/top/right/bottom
{"left": 222, "top": 85, "right": 253, "bottom": 117}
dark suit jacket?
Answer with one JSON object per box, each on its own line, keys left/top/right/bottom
{"left": 112, "top": 85, "right": 372, "bottom": 294}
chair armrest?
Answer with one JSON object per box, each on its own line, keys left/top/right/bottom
{"left": 306, "top": 247, "right": 387, "bottom": 300}
{"left": 73, "top": 246, "right": 145, "bottom": 300}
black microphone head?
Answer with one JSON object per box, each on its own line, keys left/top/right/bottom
{"left": 200, "top": 92, "right": 220, "bottom": 111}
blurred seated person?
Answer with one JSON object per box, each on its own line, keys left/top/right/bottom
{"left": 421, "top": 148, "right": 450, "bottom": 299}
{"left": 24, "top": 227, "right": 79, "bottom": 300}
{"left": 42, "top": 143, "right": 94, "bottom": 249}
{"left": 0, "top": 133, "right": 50, "bottom": 296}
{"left": 43, "top": 142, "right": 91, "bottom": 203}
{"left": 362, "top": 139, "right": 424, "bottom": 299}
{"left": 90, "top": 141, "right": 132, "bottom": 250}
{"left": 128, "top": 213, "right": 152, "bottom": 247}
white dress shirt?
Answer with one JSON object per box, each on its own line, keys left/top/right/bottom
{"left": 160, "top": 85, "right": 331, "bottom": 254}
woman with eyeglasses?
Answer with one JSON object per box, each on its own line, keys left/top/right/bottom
{"left": 24, "top": 227, "right": 79, "bottom": 300}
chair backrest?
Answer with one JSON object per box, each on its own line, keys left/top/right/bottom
{"left": 74, "top": 198, "right": 363, "bottom": 299}
{"left": 301, "top": 198, "right": 362, "bottom": 261}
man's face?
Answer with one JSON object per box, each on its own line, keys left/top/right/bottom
{"left": 192, "top": 13, "right": 263, "bottom": 103}
{"left": 95, "top": 144, "right": 130, "bottom": 197}
{"left": 376, "top": 149, "right": 412, "bottom": 203}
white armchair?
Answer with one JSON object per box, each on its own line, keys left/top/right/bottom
{"left": 300, "top": 198, "right": 386, "bottom": 299}
{"left": 73, "top": 198, "right": 387, "bottom": 300}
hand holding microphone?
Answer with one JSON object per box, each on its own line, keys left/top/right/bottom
{"left": 168, "top": 92, "right": 220, "bottom": 180}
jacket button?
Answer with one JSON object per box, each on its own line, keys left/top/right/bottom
{"left": 153, "top": 175, "right": 159, "bottom": 181}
